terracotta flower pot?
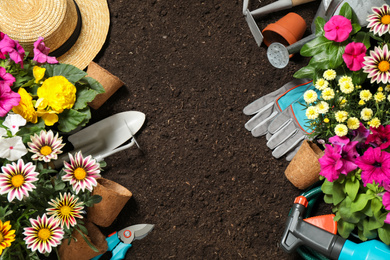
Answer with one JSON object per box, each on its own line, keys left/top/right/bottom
{"left": 284, "top": 140, "right": 324, "bottom": 189}
{"left": 58, "top": 221, "right": 107, "bottom": 260}
{"left": 87, "top": 177, "right": 132, "bottom": 227}
{"left": 262, "top": 12, "right": 307, "bottom": 47}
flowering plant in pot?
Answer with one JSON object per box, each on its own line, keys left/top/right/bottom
{"left": 296, "top": 3, "right": 390, "bottom": 245}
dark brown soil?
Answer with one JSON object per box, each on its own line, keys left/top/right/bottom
{"left": 87, "top": 0, "right": 324, "bottom": 259}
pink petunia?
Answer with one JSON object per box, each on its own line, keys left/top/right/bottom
{"left": 355, "top": 147, "right": 390, "bottom": 186}
{"left": 0, "top": 34, "right": 25, "bottom": 67}
{"left": 33, "top": 37, "right": 58, "bottom": 64}
{"left": 0, "top": 66, "right": 15, "bottom": 88}
{"left": 383, "top": 192, "right": 390, "bottom": 224}
{"left": 324, "top": 15, "right": 352, "bottom": 42}
{"left": 329, "top": 136, "right": 359, "bottom": 174}
{"left": 0, "top": 84, "right": 20, "bottom": 117}
{"left": 319, "top": 144, "right": 343, "bottom": 182}
{"left": 342, "top": 42, "right": 367, "bottom": 71}
{"left": 0, "top": 32, "right": 5, "bottom": 59}
{"left": 366, "top": 125, "right": 390, "bottom": 149}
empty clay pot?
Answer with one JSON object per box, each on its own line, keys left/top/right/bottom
{"left": 262, "top": 12, "right": 307, "bottom": 47}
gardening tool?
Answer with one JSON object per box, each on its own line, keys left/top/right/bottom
{"left": 53, "top": 111, "right": 145, "bottom": 168}
{"left": 243, "top": 0, "right": 315, "bottom": 46}
{"left": 91, "top": 224, "right": 155, "bottom": 260}
{"left": 281, "top": 195, "right": 390, "bottom": 259}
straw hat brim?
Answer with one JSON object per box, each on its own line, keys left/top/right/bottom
{"left": 57, "top": 0, "right": 110, "bottom": 70}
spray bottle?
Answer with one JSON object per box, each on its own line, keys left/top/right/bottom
{"left": 280, "top": 196, "right": 390, "bottom": 260}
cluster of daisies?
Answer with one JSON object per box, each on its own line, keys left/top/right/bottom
{"left": 0, "top": 115, "right": 101, "bottom": 256}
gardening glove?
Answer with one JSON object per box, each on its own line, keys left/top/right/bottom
{"left": 266, "top": 83, "right": 319, "bottom": 160}
{"left": 244, "top": 78, "right": 312, "bottom": 137}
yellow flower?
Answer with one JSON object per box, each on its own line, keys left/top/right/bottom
{"left": 347, "top": 117, "right": 360, "bottom": 130}
{"left": 33, "top": 66, "right": 46, "bottom": 84}
{"left": 339, "top": 81, "right": 354, "bottom": 94}
{"left": 374, "top": 91, "right": 386, "bottom": 102}
{"left": 37, "top": 76, "right": 76, "bottom": 113}
{"left": 355, "top": 85, "right": 362, "bottom": 89}
{"left": 335, "top": 124, "right": 348, "bottom": 137}
{"left": 360, "top": 90, "right": 372, "bottom": 101}
{"left": 338, "top": 75, "right": 353, "bottom": 86}
{"left": 323, "top": 69, "right": 336, "bottom": 81}
{"left": 316, "top": 101, "right": 329, "bottom": 114}
{"left": 324, "top": 118, "right": 330, "bottom": 123}
{"left": 12, "top": 88, "right": 38, "bottom": 123}
{"left": 335, "top": 111, "right": 348, "bottom": 122}
{"left": 0, "top": 220, "right": 15, "bottom": 255}
{"left": 303, "top": 90, "right": 318, "bottom": 103}
{"left": 361, "top": 108, "right": 373, "bottom": 121}
{"left": 315, "top": 78, "right": 329, "bottom": 90}
{"left": 359, "top": 100, "right": 365, "bottom": 105}
{"left": 36, "top": 108, "right": 59, "bottom": 126}
{"left": 306, "top": 106, "right": 319, "bottom": 120}
{"left": 385, "top": 85, "right": 390, "bottom": 92}
{"left": 369, "top": 117, "right": 381, "bottom": 128}
{"left": 321, "top": 88, "right": 335, "bottom": 100}
{"left": 378, "top": 87, "right": 384, "bottom": 92}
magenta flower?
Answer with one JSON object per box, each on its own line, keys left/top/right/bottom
{"left": 33, "top": 37, "right": 58, "bottom": 64}
{"left": 319, "top": 144, "right": 343, "bottom": 182}
{"left": 383, "top": 192, "right": 390, "bottom": 224}
{"left": 0, "top": 32, "right": 5, "bottom": 59}
{"left": 324, "top": 15, "right": 352, "bottom": 42}
{"left": 355, "top": 147, "right": 390, "bottom": 186}
{"left": 329, "top": 136, "right": 359, "bottom": 174}
{"left": 0, "top": 34, "right": 25, "bottom": 67}
{"left": 0, "top": 84, "right": 20, "bottom": 117}
{"left": 366, "top": 125, "right": 390, "bottom": 149}
{"left": 342, "top": 42, "right": 367, "bottom": 71}
{"left": 0, "top": 67, "right": 15, "bottom": 88}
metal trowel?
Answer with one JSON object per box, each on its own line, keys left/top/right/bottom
{"left": 53, "top": 111, "right": 146, "bottom": 168}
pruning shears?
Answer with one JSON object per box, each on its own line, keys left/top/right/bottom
{"left": 91, "top": 224, "right": 154, "bottom": 260}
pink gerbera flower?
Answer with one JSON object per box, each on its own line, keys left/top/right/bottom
{"left": 324, "top": 15, "right": 352, "bottom": 42}
{"left": 0, "top": 159, "right": 39, "bottom": 202}
{"left": 27, "top": 130, "right": 65, "bottom": 162}
{"left": 355, "top": 147, "right": 390, "bottom": 186}
{"left": 0, "top": 84, "right": 21, "bottom": 117}
{"left": 367, "top": 5, "right": 390, "bottom": 36}
{"left": 366, "top": 125, "right": 390, "bottom": 149}
{"left": 33, "top": 37, "right": 58, "bottom": 64}
{"left": 62, "top": 151, "right": 101, "bottom": 194}
{"left": 23, "top": 214, "right": 64, "bottom": 254}
{"left": 0, "top": 34, "right": 25, "bottom": 67}
{"left": 363, "top": 45, "right": 390, "bottom": 84}
{"left": 47, "top": 192, "right": 84, "bottom": 229}
{"left": 319, "top": 144, "right": 343, "bottom": 182}
{"left": 342, "top": 42, "right": 367, "bottom": 71}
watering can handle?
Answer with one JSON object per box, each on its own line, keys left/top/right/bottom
{"left": 292, "top": 0, "right": 316, "bottom": 6}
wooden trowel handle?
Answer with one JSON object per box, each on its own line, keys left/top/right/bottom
{"left": 292, "top": 0, "right": 316, "bottom": 7}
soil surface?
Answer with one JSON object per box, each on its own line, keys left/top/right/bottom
{"left": 79, "top": 0, "right": 327, "bottom": 259}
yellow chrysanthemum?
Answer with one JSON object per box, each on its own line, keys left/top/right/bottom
{"left": 0, "top": 220, "right": 15, "bottom": 255}
{"left": 361, "top": 108, "right": 373, "bottom": 121}
{"left": 359, "top": 100, "right": 366, "bottom": 105}
{"left": 369, "top": 117, "right": 381, "bottom": 128}
{"left": 321, "top": 87, "right": 335, "bottom": 100}
{"left": 316, "top": 101, "right": 329, "bottom": 114}
{"left": 347, "top": 117, "right": 360, "bottom": 130}
{"left": 324, "top": 118, "right": 330, "bottom": 123}
{"left": 374, "top": 91, "right": 386, "bottom": 102}
{"left": 335, "top": 124, "right": 348, "bottom": 137}
{"left": 378, "top": 87, "right": 384, "bottom": 92}
{"left": 338, "top": 97, "right": 347, "bottom": 108}
{"left": 335, "top": 111, "right": 348, "bottom": 123}
{"left": 339, "top": 81, "right": 354, "bottom": 94}
{"left": 33, "top": 66, "right": 46, "bottom": 84}
{"left": 12, "top": 88, "right": 38, "bottom": 124}
{"left": 360, "top": 90, "right": 372, "bottom": 101}
{"left": 306, "top": 106, "right": 319, "bottom": 120}
{"left": 37, "top": 76, "right": 76, "bottom": 113}
{"left": 323, "top": 69, "right": 336, "bottom": 81}
{"left": 303, "top": 90, "right": 318, "bottom": 104}
{"left": 385, "top": 85, "right": 390, "bottom": 92}
{"left": 315, "top": 78, "right": 329, "bottom": 90}
{"left": 338, "top": 75, "right": 353, "bottom": 86}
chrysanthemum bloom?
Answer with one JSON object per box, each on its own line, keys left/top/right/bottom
{"left": 356, "top": 147, "right": 390, "bottom": 186}
{"left": 335, "top": 124, "right": 348, "bottom": 137}
{"left": 361, "top": 108, "right": 373, "bottom": 121}
{"left": 315, "top": 78, "right": 329, "bottom": 90}
{"left": 62, "top": 151, "right": 101, "bottom": 194}
{"left": 0, "top": 84, "right": 20, "bottom": 117}
{"left": 329, "top": 135, "right": 359, "bottom": 175}
{"left": 386, "top": 85, "right": 390, "bottom": 91}
{"left": 306, "top": 106, "right": 319, "bottom": 120}
{"left": 360, "top": 90, "right": 372, "bottom": 101}
{"left": 0, "top": 220, "right": 15, "bottom": 255}
{"left": 324, "top": 118, "right": 330, "bottom": 123}
{"left": 367, "top": 4, "right": 390, "bottom": 36}
{"left": 303, "top": 90, "right": 318, "bottom": 103}
{"left": 12, "top": 87, "right": 37, "bottom": 124}
{"left": 33, "top": 37, "right": 58, "bottom": 64}
{"left": 369, "top": 117, "right": 381, "bottom": 128}
{"left": 316, "top": 101, "right": 329, "bottom": 114}
{"left": 347, "top": 117, "right": 360, "bottom": 130}
{"left": 338, "top": 97, "right": 347, "bottom": 108}
{"left": 0, "top": 66, "right": 15, "bottom": 88}
{"left": 342, "top": 42, "right": 367, "bottom": 71}
{"left": 359, "top": 100, "right": 365, "bottom": 105}
{"left": 366, "top": 125, "right": 390, "bottom": 149}
{"left": 323, "top": 69, "right": 336, "bottom": 81}
{"left": 374, "top": 91, "right": 386, "bottom": 102}
{"left": 0, "top": 34, "right": 25, "bottom": 67}
{"left": 339, "top": 81, "right": 354, "bottom": 94}
{"left": 378, "top": 87, "right": 384, "bottom": 92}
{"left": 338, "top": 75, "right": 353, "bottom": 86}
{"left": 3, "top": 113, "right": 26, "bottom": 136}
{"left": 27, "top": 130, "right": 65, "bottom": 162}
{"left": 47, "top": 192, "right": 84, "bottom": 229}
{"left": 33, "top": 66, "right": 46, "bottom": 84}
{"left": 23, "top": 214, "right": 64, "bottom": 254}
{"left": 324, "top": 15, "right": 352, "bottom": 42}
{"left": 335, "top": 111, "right": 348, "bottom": 122}
{"left": 363, "top": 45, "right": 390, "bottom": 84}
{"left": 0, "top": 159, "right": 38, "bottom": 202}
{"left": 0, "top": 136, "right": 28, "bottom": 161}
{"left": 319, "top": 144, "right": 343, "bottom": 182}
{"left": 321, "top": 87, "right": 335, "bottom": 100}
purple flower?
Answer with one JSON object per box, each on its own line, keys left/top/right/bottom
{"left": 319, "top": 144, "right": 343, "bottom": 182}
{"left": 0, "top": 34, "right": 25, "bottom": 67}
{"left": 33, "top": 37, "right": 58, "bottom": 64}
{"left": 0, "top": 84, "right": 20, "bottom": 117}
{"left": 342, "top": 42, "right": 367, "bottom": 71}
{"left": 329, "top": 136, "right": 359, "bottom": 174}
{"left": 383, "top": 192, "right": 390, "bottom": 224}
{"left": 0, "top": 32, "right": 5, "bottom": 59}
{"left": 0, "top": 67, "right": 15, "bottom": 88}
{"left": 366, "top": 125, "right": 390, "bottom": 149}
{"left": 355, "top": 147, "right": 390, "bottom": 186}
{"left": 324, "top": 15, "right": 352, "bottom": 42}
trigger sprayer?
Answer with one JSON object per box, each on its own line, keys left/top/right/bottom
{"left": 280, "top": 195, "right": 390, "bottom": 260}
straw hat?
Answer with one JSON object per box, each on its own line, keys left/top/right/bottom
{"left": 0, "top": 0, "right": 110, "bottom": 70}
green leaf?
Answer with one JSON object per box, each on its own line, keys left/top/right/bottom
{"left": 57, "top": 109, "right": 87, "bottom": 133}
{"left": 75, "top": 227, "right": 99, "bottom": 252}
{"left": 378, "top": 224, "right": 390, "bottom": 245}
{"left": 80, "top": 77, "right": 105, "bottom": 94}
{"left": 352, "top": 70, "right": 367, "bottom": 85}
{"left": 293, "top": 65, "right": 315, "bottom": 79}
{"left": 17, "top": 120, "right": 46, "bottom": 143}
{"left": 338, "top": 2, "right": 353, "bottom": 19}
{"left": 300, "top": 36, "right": 331, "bottom": 57}
{"left": 366, "top": 215, "right": 384, "bottom": 230}
{"left": 339, "top": 197, "right": 363, "bottom": 223}
{"left": 354, "top": 31, "right": 371, "bottom": 49}
{"left": 308, "top": 52, "right": 332, "bottom": 70}
{"left": 321, "top": 180, "right": 334, "bottom": 195}
{"left": 85, "top": 195, "right": 102, "bottom": 207}
{"left": 371, "top": 197, "right": 384, "bottom": 217}
{"left": 350, "top": 194, "right": 372, "bottom": 213}
{"left": 351, "top": 23, "right": 361, "bottom": 35}
{"left": 324, "top": 194, "right": 333, "bottom": 204}
{"left": 73, "top": 85, "right": 98, "bottom": 110}
{"left": 327, "top": 43, "right": 346, "bottom": 68}
{"left": 315, "top": 16, "right": 325, "bottom": 36}
{"left": 337, "top": 219, "right": 356, "bottom": 238}
{"left": 42, "top": 63, "right": 87, "bottom": 84}
{"left": 345, "top": 177, "right": 359, "bottom": 201}
{"left": 333, "top": 182, "right": 346, "bottom": 205}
